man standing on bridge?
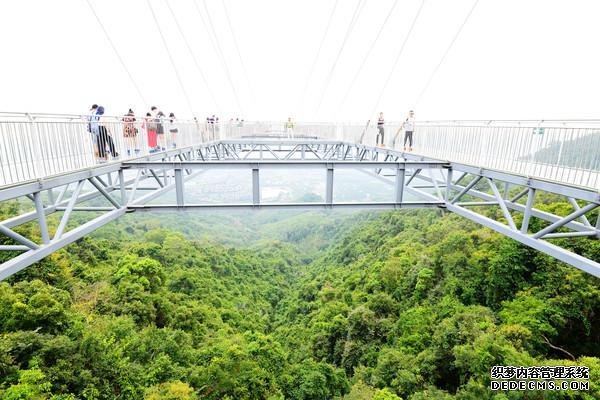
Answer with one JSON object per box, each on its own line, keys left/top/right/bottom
{"left": 402, "top": 110, "right": 415, "bottom": 152}
{"left": 376, "top": 112, "right": 385, "bottom": 147}
{"left": 285, "top": 117, "right": 295, "bottom": 138}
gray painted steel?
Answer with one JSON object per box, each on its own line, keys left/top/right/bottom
{"left": 0, "top": 138, "right": 599, "bottom": 280}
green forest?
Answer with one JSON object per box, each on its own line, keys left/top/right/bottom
{"left": 0, "top": 195, "right": 599, "bottom": 399}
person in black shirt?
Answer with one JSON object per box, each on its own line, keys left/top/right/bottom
{"left": 96, "top": 106, "right": 118, "bottom": 162}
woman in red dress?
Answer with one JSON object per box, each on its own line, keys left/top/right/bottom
{"left": 145, "top": 112, "right": 157, "bottom": 152}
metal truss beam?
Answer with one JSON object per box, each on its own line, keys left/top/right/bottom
{"left": 0, "top": 208, "right": 126, "bottom": 280}
{"left": 362, "top": 168, "right": 600, "bottom": 278}
{"left": 123, "top": 160, "right": 448, "bottom": 170}
{"left": 0, "top": 139, "right": 599, "bottom": 281}
{"left": 129, "top": 202, "right": 443, "bottom": 211}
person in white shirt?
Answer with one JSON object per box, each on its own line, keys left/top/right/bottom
{"left": 402, "top": 110, "right": 415, "bottom": 151}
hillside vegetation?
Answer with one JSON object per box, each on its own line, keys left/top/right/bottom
{"left": 0, "top": 200, "right": 599, "bottom": 399}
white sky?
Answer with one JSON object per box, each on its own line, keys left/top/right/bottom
{"left": 0, "top": 0, "right": 599, "bottom": 122}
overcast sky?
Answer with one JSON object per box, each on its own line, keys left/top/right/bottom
{"left": 1, "top": 0, "right": 599, "bottom": 122}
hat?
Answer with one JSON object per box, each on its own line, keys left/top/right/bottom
{"left": 96, "top": 106, "right": 105, "bottom": 115}
{"left": 90, "top": 104, "right": 98, "bottom": 110}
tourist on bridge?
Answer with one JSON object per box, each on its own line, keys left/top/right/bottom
{"left": 122, "top": 109, "right": 138, "bottom": 157}
{"left": 193, "top": 117, "right": 204, "bottom": 142}
{"left": 156, "top": 110, "right": 166, "bottom": 151}
{"left": 168, "top": 112, "right": 178, "bottom": 148}
{"left": 88, "top": 104, "right": 100, "bottom": 159}
{"left": 146, "top": 111, "right": 158, "bottom": 153}
{"left": 207, "top": 115, "right": 215, "bottom": 140}
{"left": 402, "top": 110, "right": 415, "bottom": 152}
{"left": 285, "top": 117, "right": 294, "bottom": 138}
{"left": 95, "top": 106, "right": 118, "bottom": 162}
{"left": 376, "top": 112, "right": 385, "bottom": 146}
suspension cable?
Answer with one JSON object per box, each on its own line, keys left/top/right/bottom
{"left": 413, "top": 0, "right": 480, "bottom": 108}
{"left": 164, "top": 0, "right": 222, "bottom": 114}
{"left": 296, "top": 0, "right": 339, "bottom": 114}
{"left": 336, "top": 0, "right": 399, "bottom": 117}
{"left": 193, "top": 0, "right": 245, "bottom": 116}
{"left": 313, "top": 0, "right": 366, "bottom": 119}
{"left": 85, "top": 0, "right": 149, "bottom": 106}
{"left": 222, "top": 0, "right": 256, "bottom": 107}
{"left": 146, "top": 0, "right": 196, "bottom": 116}
{"left": 368, "top": 0, "right": 426, "bottom": 119}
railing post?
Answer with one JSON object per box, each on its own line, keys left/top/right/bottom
{"left": 26, "top": 113, "right": 41, "bottom": 180}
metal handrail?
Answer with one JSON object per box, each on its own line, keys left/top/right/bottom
{"left": 1, "top": 113, "right": 599, "bottom": 190}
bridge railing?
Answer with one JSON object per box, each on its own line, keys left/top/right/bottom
{"left": 0, "top": 113, "right": 207, "bottom": 186}
{"left": 0, "top": 114, "right": 298, "bottom": 185}
{"left": 1, "top": 113, "right": 599, "bottom": 190}
{"left": 404, "top": 121, "right": 600, "bottom": 190}
{"left": 221, "top": 119, "right": 600, "bottom": 190}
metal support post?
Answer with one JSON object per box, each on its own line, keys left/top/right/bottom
{"left": 175, "top": 168, "right": 184, "bottom": 207}
{"left": 521, "top": 188, "right": 536, "bottom": 233}
{"left": 0, "top": 225, "right": 39, "bottom": 250}
{"left": 533, "top": 203, "right": 599, "bottom": 239}
{"left": 510, "top": 188, "right": 529, "bottom": 203}
{"left": 451, "top": 175, "right": 482, "bottom": 204}
{"left": 149, "top": 169, "right": 164, "bottom": 188}
{"left": 568, "top": 197, "right": 592, "bottom": 227}
{"left": 47, "top": 189, "right": 55, "bottom": 205}
{"left": 119, "top": 169, "right": 126, "bottom": 205}
{"left": 487, "top": 178, "right": 517, "bottom": 231}
{"left": 33, "top": 192, "right": 50, "bottom": 244}
{"left": 0, "top": 245, "right": 30, "bottom": 251}
{"left": 252, "top": 167, "right": 260, "bottom": 206}
{"left": 405, "top": 169, "right": 422, "bottom": 186}
{"left": 326, "top": 164, "right": 334, "bottom": 205}
{"left": 395, "top": 166, "right": 405, "bottom": 204}
{"left": 88, "top": 177, "right": 121, "bottom": 208}
{"left": 54, "top": 180, "right": 85, "bottom": 240}
{"left": 445, "top": 167, "right": 453, "bottom": 202}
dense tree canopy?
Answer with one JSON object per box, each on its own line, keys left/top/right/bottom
{"left": 0, "top": 198, "right": 599, "bottom": 399}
